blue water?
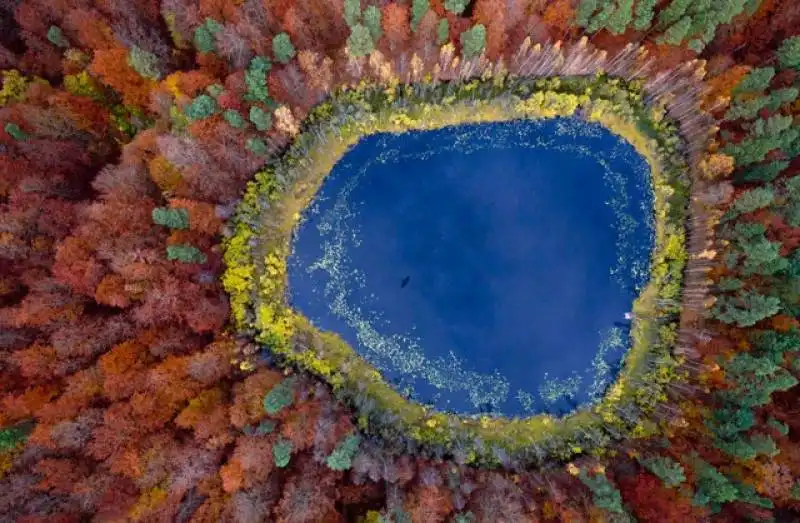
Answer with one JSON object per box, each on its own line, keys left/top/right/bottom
{"left": 287, "top": 118, "right": 654, "bottom": 417}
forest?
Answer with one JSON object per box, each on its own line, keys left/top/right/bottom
{"left": 1, "top": 0, "right": 799, "bottom": 522}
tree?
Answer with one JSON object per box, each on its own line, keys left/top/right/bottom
{"left": 47, "top": 26, "right": 69, "bottom": 48}
{"left": 273, "top": 438, "right": 293, "bottom": 468}
{"left": 347, "top": 24, "right": 375, "bottom": 57}
{"left": 639, "top": 456, "right": 685, "bottom": 487}
{"left": 620, "top": 472, "right": 702, "bottom": 522}
{"left": 437, "top": 19, "right": 449, "bottom": 45}
{"left": 383, "top": 3, "right": 411, "bottom": 49}
{"left": 729, "top": 186, "right": 775, "bottom": 216}
{"left": 194, "top": 18, "right": 222, "bottom": 53}
{"left": 127, "top": 46, "right": 162, "bottom": 80}
{"left": 152, "top": 207, "right": 189, "bottom": 229}
{"left": 185, "top": 94, "right": 218, "bottom": 121}
{"left": 736, "top": 161, "right": 789, "bottom": 183}
{"left": 364, "top": 5, "right": 383, "bottom": 42}
{"left": 578, "top": 469, "right": 627, "bottom": 515}
{"left": 4, "top": 122, "right": 28, "bottom": 141}
{"left": 411, "top": 0, "right": 429, "bottom": 32}
{"left": 224, "top": 109, "right": 247, "bottom": 129}
{"left": 262, "top": 377, "right": 295, "bottom": 415}
{"left": 406, "top": 484, "right": 453, "bottom": 522}
{"left": 633, "top": 0, "right": 657, "bottom": 31}
{"left": 738, "top": 236, "right": 788, "bottom": 276}
{"left": 733, "top": 67, "right": 775, "bottom": 95}
{"left": 777, "top": 36, "right": 800, "bottom": 71}
{"left": 606, "top": 0, "right": 634, "bottom": 35}
{"left": 692, "top": 458, "right": 739, "bottom": 513}
{"left": 246, "top": 137, "right": 268, "bottom": 156}
{"left": 700, "top": 153, "right": 735, "bottom": 180}
{"left": 661, "top": 16, "right": 692, "bottom": 46}
{"left": 344, "top": 0, "right": 362, "bottom": 27}
{"left": 575, "top": 0, "right": 599, "bottom": 28}
{"left": 244, "top": 56, "right": 272, "bottom": 103}
{"left": 249, "top": 106, "right": 272, "bottom": 131}
{"left": 272, "top": 33, "right": 296, "bottom": 64}
{"left": 166, "top": 244, "right": 207, "bottom": 264}
{"left": 459, "top": 24, "right": 486, "bottom": 59}
{"left": 325, "top": 433, "right": 360, "bottom": 471}
{"left": 712, "top": 291, "right": 782, "bottom": 327}
{"left": 444, "top": 0, "right": 469, "bottom": 15}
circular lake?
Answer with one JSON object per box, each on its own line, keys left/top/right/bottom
{"left": 288, "top": 118, "right": 654, "bottom": 417}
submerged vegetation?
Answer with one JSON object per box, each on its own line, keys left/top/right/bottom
{"left": 0, "top": 0, "right": 799, "bottom": 520}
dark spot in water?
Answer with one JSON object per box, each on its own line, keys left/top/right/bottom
{"left": 400, "top": 276, "right": 411, "bottom": 288}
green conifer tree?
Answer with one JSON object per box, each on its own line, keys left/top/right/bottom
{"left": 272, "top": 33, "right": 296, "bottom": 64}
{"left": 152, "top": 207, "right": 189, "bottom": 229}
{"left": 411, "top": 0, "right": 429, "bottom": 32}
{"left": 166, "top": 244, "right": 207, "bottom": 264}
{"left": 777, "top": 35, "right": 800, "bottom": 71}
{"left": 347, "top": 24, "right": 375, "bottom": 57}
{"left": 460, "top": 24, "right": 486, "bottom": 59}
{"left": 364, "top": 5, "right": 383, "bottom": 41}
{"left": 263, "top": 377, "right": 295, "bottom": 415}
{"left": 326, "top": 434, "right": 361, "bottom": 471}
{"left": 273, "top": 438, "right": 293, "bottom": 468}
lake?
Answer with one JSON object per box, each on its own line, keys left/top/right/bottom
{"left": 287, "top": 118, "right": 654, "bottom": 417}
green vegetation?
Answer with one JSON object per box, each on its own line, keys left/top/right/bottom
{"left": 249, "top": 106, "right": 272, "bottom": 131}
{"left": 4, "top": 122, "right": 28, "bottom": 141}
{"left": 639, "top": 455, "right": 685, "bottom": 487}
{"left": 166, "top": 244, "right": 207, "bottom": 264}
{"left": 273, "top": 438, "right": 293, "bottom": 467}
{"left": 193, "top": 18, "right": 222, "bottom": 54}
{"left": 244, "top": 57, "right": 272, "bottom": 104}
{"left": 777, "top": 36, "right": 800, "bottom": 71}
{"left": 263, "top": 377, "right": 296, "bottom": 415}
{"left": 0, "top": 423, "right": 32, "bottom": 452}
{"left": 578, "top": 469, "right": 630, "bottom": 517}
{"left": 152, "top": 207, "right": 189, "bottom": 230}
{"left": 128, "top": 46, "right": 162, "bottom": 80}
{"left": 224, "top": 109, "right": 247, "bottom": 129}
{"left": 347, "top": 25, "right": 375, "bottom": 57}
{"left": 411, "top": 0, "right": 429, "bottom": 32}
{"left": 185, "top": 94, "right": 218, "bottom": 121}
{"left": 437, "top": 19, "right": 450, "bottom": 45}
{"left": 444, "top": 0, "right": 469, "bottom": 15}
{"left": 47, "top": 25, "right": 69, "bottom": 48}
{"left": 272, "top": 33, "right": 296, "bottom": 64}
{"left": 223, "top": 73, "right": 692, "bottom": 466}
{"left": 326, "top": 433, "right": 361, "bottom": 471}
{"left": 460, "top": 24, "right": 487, "bottom": 59}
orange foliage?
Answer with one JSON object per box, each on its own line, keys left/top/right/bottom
{"left": 10, "top": 344, "right": 59, "bottom": 381}
{"left": 175, "top": 388, "right": 233, "bottom": 446}
{"left": 473, "top": 0, "right": 507, "bottom": 60}
{"left": 90, "top": 49, "right": 155, "bottom": 108}
{"left": 383, "top": 3, "right": 411, "bottom": 51}
{"left": 95, "top": 274, "right": 133, "bottom": 308}
{"left": 170, "top": 199, "right": 223, "bottom": 236}
{"left": 0, "top": 385, "right": 59, "bottom": 425}
{"left": 229, "top": 368, "right": 284, "bottom": 428}
{"left": 703, "top": 65, "right": 752, "bottom": 109}
{"left": 542, "top": 0, "right": 575, "bottom": 38}
{"left": 406, "top": 484, "right": 454, "bottom": 522}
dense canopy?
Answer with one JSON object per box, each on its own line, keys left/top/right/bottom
{"left": 0, "top": 0, "right": 799, "bottom": 521}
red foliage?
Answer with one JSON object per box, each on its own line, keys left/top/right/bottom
{"left": 619, "top": 472, "right": 703, "bottom": 522}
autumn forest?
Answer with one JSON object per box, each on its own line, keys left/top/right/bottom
{"left": 1, "top": 0, "right": 800, "bottom": 522}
